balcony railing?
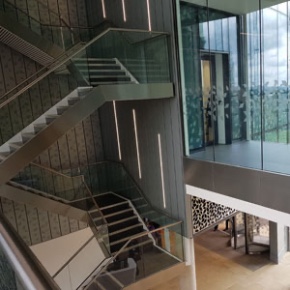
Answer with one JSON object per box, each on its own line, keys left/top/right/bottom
{"left": 0, "top": 212, "right": 60, "bottom": 290}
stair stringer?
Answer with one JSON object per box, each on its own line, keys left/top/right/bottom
{"left": 0, "top": 82, "right": 174, "bottom": 185}
{"left": 0, "top": 11, "right": 63, "bottom": 65}
{"left": 0, "top": 183, "right": 88, "bottom": 223}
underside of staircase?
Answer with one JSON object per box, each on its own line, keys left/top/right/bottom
{"left": 0, "top": 82, "right": 173, "bottom": 186}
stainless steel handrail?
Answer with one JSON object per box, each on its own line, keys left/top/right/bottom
{"left": 72, "top": 160, "right": 179, "bottom": 223}
{"left": 0, "top": 212, "right": 60, "bottom": 290}
{"left": 0, "top": 27, "right": 169, "bottom": 109}
{"left": 29, "top": 162, "right": 83, "bottom": 180}
{"left": 82, "top": 221, "right": 182, "bottom": 290}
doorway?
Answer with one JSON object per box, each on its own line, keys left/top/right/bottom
{"left": 200, "top": 52, "right": 232, "bottom": 148}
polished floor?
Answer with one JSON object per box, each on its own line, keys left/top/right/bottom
{"left": 192, "top": 140, "right": 290, "bottom": 175}
{"left": 148, "top": 230, "right": 290, "bottom": 290}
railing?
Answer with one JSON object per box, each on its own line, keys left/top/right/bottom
{"left": 13, "top": 163, "right": 87, "bottom": 201}
{"left": 81, "top": 221, "right": 183, "bottom": 290}
{"left": 13, "top": 162, "right": 111, "bottom": 255}
{"left": 0, "top": 27, "right": 170, "bottom": 148}
{"left": 0, "top": 0, "right": 78, "bottom": 50}
{"left": 0, "top": 212, "right": 60, "bottom": 289}
{"left": 52, "top": 234, "right": 109, "bottom": 290}
{"left": 63, "top": 161, "right": 179, "bottom": 228}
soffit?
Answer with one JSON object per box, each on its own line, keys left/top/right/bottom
{"left": 182, "top": 0, "right": 287, "bottom": 15}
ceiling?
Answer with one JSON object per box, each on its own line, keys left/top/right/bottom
{"left": 181, "top": 0, "right": 287, "bottom": 15}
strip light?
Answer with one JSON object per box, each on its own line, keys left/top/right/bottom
{"left": 101, "top": 0, "right": 106, "bottom": 18}
{"left": 146, "top": 0, "right": 152, "bottom": 31}
{"left": 158, "top": 134, "right": 166, "bottom": 208}
{"left": 113, "top": 101, "right": 122, "bottom": 160}
{"left": 133, "top": 109, "right": 142, "bottom": 179}
{"left": 122, "top": 0, "right": 127, "bottom": 22}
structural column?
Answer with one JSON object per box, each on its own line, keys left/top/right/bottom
{"left": 269, "top": 221, "right": 288, "bottom": 264}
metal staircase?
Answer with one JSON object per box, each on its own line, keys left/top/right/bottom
{"left": 73, "top": 58, "right": 138, "bottom": 85}
{"left": 0, "top": 82, "right": 173, "bottom": 186}
{"left": 89, "top": 193, "right": 152, "bottom": 254}
{"left": 0, "top": 0, "right": 77, "bottom": 65}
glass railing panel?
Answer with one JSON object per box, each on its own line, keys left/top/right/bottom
{"left": 52, "top": 235, "right": 108, "bottom": 290}
{"left": 0, "top": 246, "right": 26, "bottom": 290}
{"left": 0, "top": 56, "right": 82, "bottom": 146}
{"left": 12, "top": 163, "right": 87, "bottom": 202}
{"left": 74, "top": 30, "right": 170, "bottom": 84}
{"left": 1, "top": 0, "right": 77, "bottom": 51}
{"left": 84, "top": 223, "right": 183, "bottom": 290}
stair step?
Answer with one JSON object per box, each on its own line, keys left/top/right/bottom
{"left": 89, "top": 76, "right": 131, "bottom": 82}
{"left": 105, "top": 209, "right": 134, "bottom": 223}
{"left": 56, "top": 106, "right": 69, "bottom": 114}
{"left": 67, "top": 97, "right": 80, "bottom": 105}
{"left": 88, "top": 74, "right": 129, "bottom": 79}
{"left": 101, "top": 202, "right": 130, "bottom": 215}
{"left": 109, "top": 223, "right": 143, "bottom": 236}
{"left": 45, "top": 114, "right": 59, "bottom": 123}
{"left": 108, "top": 216, "right": 139, "bottom": 232}
{"left": 34, "top": 123, "right": 47, "bottom": 133}
{"left": 77, "top": 64, "right": 121, "bottom": 70}
{"left": 80, "top": 69, "right": 126, "bottom": 75}
{"left": 109, "top": 225, "right": 143, "bottom": 243}
{"left": 91, "top": 81, "right": 132, "bottom": 85}
{"left": 94, "top": 194, "right": 125, "bottom": 207}
{"left": 74, "top": 58, "right": 116, "bottom": 64}
{"left": 9, "top": 142, "right": 23, "bottom": 151}
{"left": 112, "top": 236, "right": 153, "bottom": 255}
{"left": 21, "top": 133, "right": 35, "bottom": 142}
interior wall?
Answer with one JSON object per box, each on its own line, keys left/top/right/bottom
{"left": 85, "top": 0, "right": 174, "bottom": 31}
{"left": 6, "top": 0, "right": 88, "bottom": 27}
{"left": 0, "top": 42, "right": 104, "bottom": 170}
{"left": 99, "top": 98, "right": 187, "bottom": 234}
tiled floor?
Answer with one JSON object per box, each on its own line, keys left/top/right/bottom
{"left": 148, "top": 233, "right": 290, "bottom": 290}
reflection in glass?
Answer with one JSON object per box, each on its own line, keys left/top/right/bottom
{"left": 180, "top": 0, "right": 290, "bottom": 175}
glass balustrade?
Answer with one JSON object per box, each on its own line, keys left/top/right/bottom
{"left": 13, "top": 163, "right": 87, "bottom": 201}
{"left": 0, "top": 246, "right": 26, "bottom": 290}
{"left": 0, "top": 28, "right": 170, "bottom": 151}
{"left": 63, "top": 161, "right": 181, "bottom": 233}
{"left": 75, "top": 30, "right": 170, "bottom": 84}
{"left": 0, "top": 0, "right": 77, "bottom": 51}
{"left": 82, "top": 222, "right": 183, "bottom": 290}
{"left": 0, "top": 212, "right": 59, "bottom": 289}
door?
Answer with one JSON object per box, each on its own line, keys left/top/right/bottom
{"left": 201, "top": 52, "right": 232, "bottom": 147}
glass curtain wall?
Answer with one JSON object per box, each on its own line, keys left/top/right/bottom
{"left": 180, "top": 0, "right": 290, "bottom": 175}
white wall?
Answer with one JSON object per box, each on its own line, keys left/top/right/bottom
{"left": 30, "top": 228, "right": 106, "bottom": 289}
{"left": 186, "top": 184, "right": 290, "bottom": 227}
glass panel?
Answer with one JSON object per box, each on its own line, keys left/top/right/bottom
{"left": 81, "top": 30, "right": 170, "bottom": 84}
{"left": 262, "top": 1, "right": 290, "bottom": 173}
{"left": 0, "top": 245, "right": 26, "bottom": 290}
{"left": 181, "top": 0, "right": 266, "bottom": 170}
{"left": 1, "top": 0, "right": 77, "bottom": 51}
{"left": 12, "top": 164, "right": 87, "bottom": 201}
{"left": 53, "top": 235, "right": 109, "bottom": 290}
{"left": 82, "top": 223, "right": 183, "bottom": 290}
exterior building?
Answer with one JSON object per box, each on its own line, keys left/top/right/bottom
{"left": 0, "top": 0, "right": 290, "bottom": 289}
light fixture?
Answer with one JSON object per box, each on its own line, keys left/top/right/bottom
{"left": 113, "top": 101, "right": 122, "bottom": 160}
{"left": 133, "top": 109, "right": 142, "bottom": 179}
{"left": 158, "top": 133, "right": 166, "bottom": 208}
